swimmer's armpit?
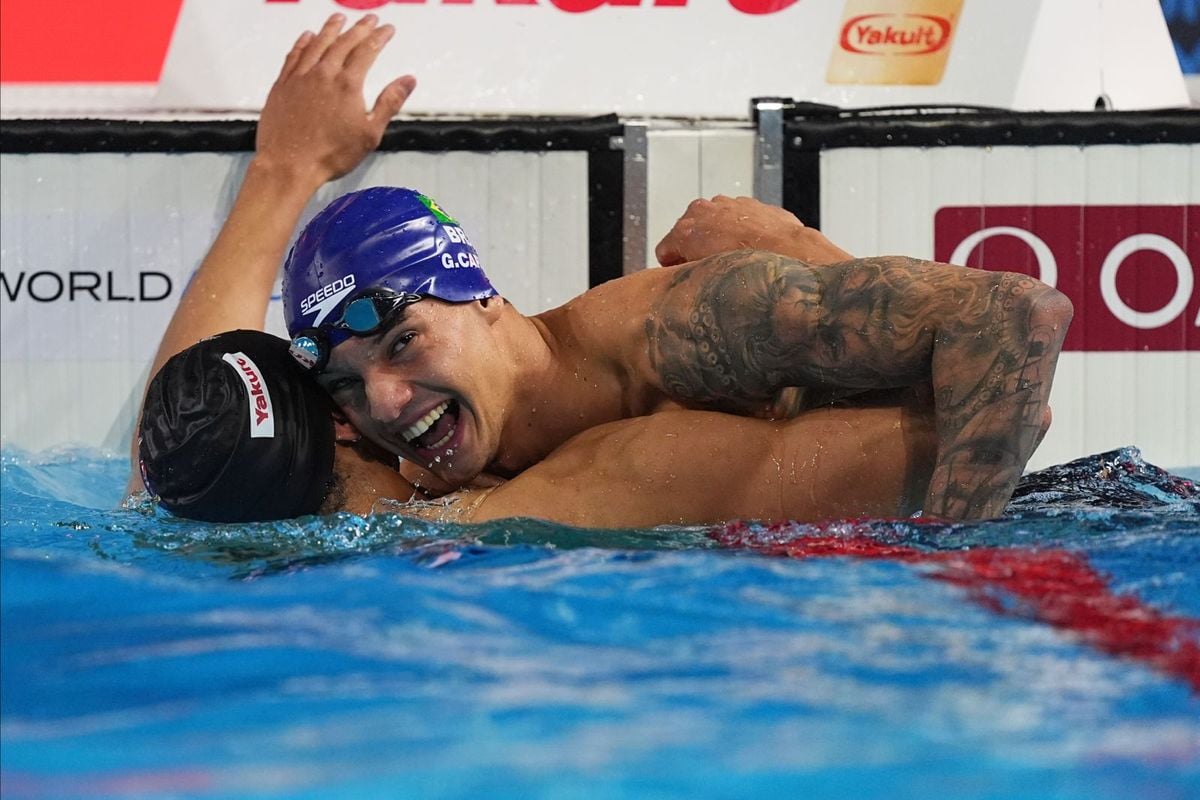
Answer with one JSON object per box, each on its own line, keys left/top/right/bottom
{"left": 646, "top": 249, "right": 1072, "bottom": 520}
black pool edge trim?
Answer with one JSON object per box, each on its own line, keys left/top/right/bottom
{"left": 778, "top": 104, "right": 1200, "bottom": 150}
{"left": 0, "top": 116, "right": 624, "bottom": 153}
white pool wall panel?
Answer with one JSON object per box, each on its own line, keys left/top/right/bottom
{"left": 1, "top": 129, "right": 1194, "bottom": 474}
{"left": 1, "top": 149, "right": 589, "bottom": 454}
{"left": 818, "top": 143, "right": 1199, "bottom": 471}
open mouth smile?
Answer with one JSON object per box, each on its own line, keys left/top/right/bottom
{"left": 401, "top": 399, "right": 464, "bottom": 461}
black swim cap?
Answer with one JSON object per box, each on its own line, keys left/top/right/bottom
{"left": 138, "top": 330, "right": 336, "bottom": 522}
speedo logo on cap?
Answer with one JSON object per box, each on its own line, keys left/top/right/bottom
{"left": 222, "top": 352, "right": 275, "bottom": 438}
{"left": 300, "top": 274, "right": 356, "bottom": 327}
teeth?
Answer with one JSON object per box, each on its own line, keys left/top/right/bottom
{"left": 427, "top": 428, "right": 455, "bottom": 450}
{"left": 401, "top": 401, "right": 450, "bottom": 443}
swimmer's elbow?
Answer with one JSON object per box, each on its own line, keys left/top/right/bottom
{"left": 1028, "top": 285, "right": 1074, "bottom": 337}
{"left": 993, "top": 271, "right": 1073, "bottom": 335}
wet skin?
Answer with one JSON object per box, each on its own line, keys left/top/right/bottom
{"left": 317, "top": 297, "right": 511, "bottom": 489}
{"left": 331, "top": 403, "right": 938, "bottom": 527}
{"left": 321, "top": 250, "right": 1071, "bottom": 521}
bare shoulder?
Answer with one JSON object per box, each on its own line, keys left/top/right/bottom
{"left": 549, "top": 264, "right": 684, "bottom": 330}
{"left": 537, "top": 265, "right": 693, "bottom": 411}
{"left": 640, "top": 249, "right": 1051, "bottom": 411}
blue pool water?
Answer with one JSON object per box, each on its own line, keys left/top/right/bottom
{"left": 1, "top": 447, "right": 1198, "bottom": 799}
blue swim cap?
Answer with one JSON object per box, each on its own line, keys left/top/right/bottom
{"left": 282, "top": 187, "right": 497, "bottom": 339}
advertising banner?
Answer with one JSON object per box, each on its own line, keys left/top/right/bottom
{"left": 0, "top": 145, "right": 593, "bottom": 451}
{"left": 1, "top": 0, "right": 1188, "bottom": 116}
{"left": 814, "top": 142, "right": 1199, "bottom": 469}
{"left": 934, "top": 204, "right": 1199, "bottom": 352}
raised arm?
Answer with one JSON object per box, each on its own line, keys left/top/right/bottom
{"left": 655, "top": 195, "right": 853, "bottom": 267}
{"left": 127, "top": 13, "right": 414, "bottom": 493}
{"left": 644, "top": 250, "right": 1073, "bottom": 520}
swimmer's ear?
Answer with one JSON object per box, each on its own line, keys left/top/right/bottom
{"left": 478, "top": 295, "right": 505, "bottom": 325}
{"left": 332, "top": 409, "right": 361, "bottom": 444}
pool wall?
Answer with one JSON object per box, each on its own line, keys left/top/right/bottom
{"left": 3, "top": 2, "right": 1197, "bottom": 469}
{"left": 3, "top": 114, "right": 1198, "bottom": 471}
{"left": 2, "top": 117, "right": 1199, "bottom": 470}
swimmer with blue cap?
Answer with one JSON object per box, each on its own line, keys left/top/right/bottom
{"left": 129, "top": 18, "right": 940, "bottom": 526}
{"left": 130, "top": 14, "right": 1067, "bottom": 523}
{"left": 281, "top": 185, "right": 514, "bottom": 490}
{"left": 281, "top": 178, "right": 1069, "bottom": 521}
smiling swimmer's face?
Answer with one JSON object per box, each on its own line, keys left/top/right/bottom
{"left": 317, "top": 298, "right": 510, "bottom": 491}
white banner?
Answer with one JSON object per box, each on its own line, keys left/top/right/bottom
{"left": 153, "top": 0, "right": 1187, "bottom": 118}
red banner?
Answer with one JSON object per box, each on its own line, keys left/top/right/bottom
{"left": 0, "top": 0, "right": 184, "bottom": 83}
{"left": 934, "top": 205, "right": 1199, "bottom": 351}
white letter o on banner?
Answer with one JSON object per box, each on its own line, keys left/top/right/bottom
{"left": 948, "top": 226, "right": 1058, "bottom": 288}
{"left": 1098, "top": 233, "right": 1195, "bottom": 330}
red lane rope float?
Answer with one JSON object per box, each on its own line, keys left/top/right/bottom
{"left": 713, "top": 521, "right": 1200, "bottom": 692}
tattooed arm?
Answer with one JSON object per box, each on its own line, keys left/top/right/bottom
{"left": 646, "top": 249, "right": 1073, "bottom": 520}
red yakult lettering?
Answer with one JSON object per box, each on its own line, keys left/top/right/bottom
{"left": 223, "top": 352, "right": 276, "bottom": 437}
{"left": 840, "top": 14, "right": 951, "bottom": 55}
{"left": 236, "top": 357, "right": 273, "bottom": 426}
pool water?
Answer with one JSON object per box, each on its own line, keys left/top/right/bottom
{"left": 1, "top": 447, "right": 1198, "bottom": 799}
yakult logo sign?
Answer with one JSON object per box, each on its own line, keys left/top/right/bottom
{"left": 934, "top": 205, "right": 1200, "bottom": 352}
{"left": 826, "top": 0, "right": 961, "bottom": 85}
{"left": 221, "top": 352, "right": 276, "bottom": 438}
{"left": 840, "top": 13, "right": 951, "bottom": 54}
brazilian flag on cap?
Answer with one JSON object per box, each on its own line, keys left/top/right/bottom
{"left": 418, "top": 193, "right": 457, "bottom": 225}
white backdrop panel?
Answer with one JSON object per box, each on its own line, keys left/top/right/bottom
{"left": 819, "top": 143, "right": 1199, "bottom": 470}
{"left": 0, "top": 150, "right": 589, "bottom": 452}
{"left": 147, "top": 0, "right": 1185, "bottom": 117}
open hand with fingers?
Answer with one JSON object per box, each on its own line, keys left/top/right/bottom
{"left": 655, "top": 195, "right": 853, "bottom": 267}
{"left": 254, "top": 13, "right": 417, "bottom": 189}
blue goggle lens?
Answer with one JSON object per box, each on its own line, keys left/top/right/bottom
{"left": 340, "top": 297, "right": 389, "bottom": 334}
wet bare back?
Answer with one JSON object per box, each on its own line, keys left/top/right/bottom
{"left": 470, "top": 404, "right": 937, "bottom": 528}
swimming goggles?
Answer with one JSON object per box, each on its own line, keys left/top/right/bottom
{"left": 289, "top": 288, "right": 422, "bottom": 373}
